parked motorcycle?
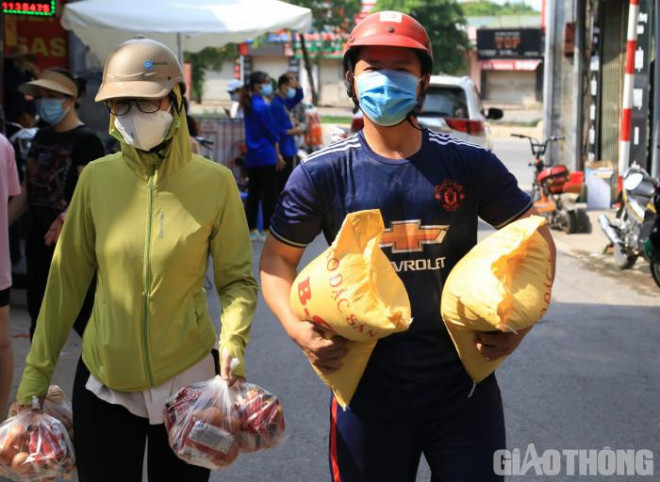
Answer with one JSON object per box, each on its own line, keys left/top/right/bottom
{"left": 647, "top": 198, "right": 660, "bottom": 287}
{"left": 598, "top": 165, "right": 660, "bottom": 287}
{"left": 512, "top": 133, "right": 589, "bottom": 233}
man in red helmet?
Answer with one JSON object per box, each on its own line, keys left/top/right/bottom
{"left": 261, "top": 11, "right": 556, "bottom": 481}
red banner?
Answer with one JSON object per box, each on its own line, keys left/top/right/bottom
{"left": 4, "top": 0, "right": 68, "bottom": 70}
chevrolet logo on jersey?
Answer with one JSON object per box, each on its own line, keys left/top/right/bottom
{"left": 379, "top": 220, "right": 449, "bottom": 253}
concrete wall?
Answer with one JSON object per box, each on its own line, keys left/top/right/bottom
{"left": 252, "top": 55, "right": 291, "bottom": 83}
{"left": 318, "top": 58, "right": 350, "bottom": 107}
{"left": 545, "top": 0, "right": 579, "bottom": 170}
{"left": 483, "top": 71, "right": 537, "bottom": 104}
{"left": 202, "top": 56, "right": 293, "bottom": 103}
{"left": 468, "top": 50, "right": 482, "bottom": 92}
{"left": 200, "top": 55, "right": 351, "bottom": 108}
{"left": 202, "top": 61, "right": 236, "bottom": 102}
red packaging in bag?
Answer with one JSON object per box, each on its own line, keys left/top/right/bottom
{"left": 0, "top": 397, "right": 75, "bottom": 482}
{"left": 163, "top": 376, "right": 240, "bottom": 469}
{"left": 234, "top": 384, "right": 286, "bottom": 453}
{"left": 9, "top": 386, "right": 74, "bottom": 444}
{"left": 164, "top": 376, "right": 286, "bottom": 469}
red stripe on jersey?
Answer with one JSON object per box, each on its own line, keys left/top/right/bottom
{"left": 330, "top": 397, "right": 341, "bottom": 482}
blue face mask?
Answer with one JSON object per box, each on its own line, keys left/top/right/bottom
{"left": 37, "top": 98, "right": 69, "bottom": 126}
{"left": 261, "top": 83, "right": 273, "bottom": 97}
{"left": 356, "top": 70, "right": 420, "bottom": 127}
{"left": 286, "top": 87, "right": 296, "bottom": 99}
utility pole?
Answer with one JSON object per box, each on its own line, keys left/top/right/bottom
{"left": 573, "top": 0, "right": 586, "bottom": 171}
{"left": 652, "top": 2, "right": 660, "bottom": 178}
{"left": 542, "top": 0, "right": 557, "bottom": 161}
{"left": 299, "top": 33, "right": 318, "bottom": 105}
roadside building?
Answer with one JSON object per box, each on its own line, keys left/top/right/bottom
{"left": 201, "top": 30, "right": 349, "bottom": 108}
{"left": 467, "top": 15, "right": 543, "bottom": 106}
{"left": 544, "top": 0, "right": 659, "bottom": 181}
{"left": 202, "top": 0, "right": 376, "bottom": 108}
{"left": 2, "top": 0, "right": 70, "bottom": 115}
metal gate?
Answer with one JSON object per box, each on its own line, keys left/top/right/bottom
{"left": 599, "top": 0, "right": 627, "bottom": 166}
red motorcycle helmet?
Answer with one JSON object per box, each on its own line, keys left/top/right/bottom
{"left": 342, "top": 11, "right": 433, "bottom": 109}
{"left": 342, "top": 11, "right": 433, "bottom": 75}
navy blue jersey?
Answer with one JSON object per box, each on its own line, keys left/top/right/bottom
{"left": 270, "top": 129, "right": 531, "bottom": 411}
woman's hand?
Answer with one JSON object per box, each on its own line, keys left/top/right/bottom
{"left": 276, "top": 154, "right": 287, "bottom": 172}
{"left": 9, "top": 395, "right": 45, "bottom": 415}
{"left": 220, "top": 348, "right": 245, "bottom": 387}
{"left": 44, "top": 212, "right": 66, "bottom": 247}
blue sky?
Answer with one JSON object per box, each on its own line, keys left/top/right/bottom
{"left": 459, "top": 0, "right": 542, "bottom": 12}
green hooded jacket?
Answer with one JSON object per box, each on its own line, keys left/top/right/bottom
{"left": 17, "top": 91, "right": 257, "bottom": 403}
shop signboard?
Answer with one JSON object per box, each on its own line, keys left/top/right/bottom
{"left": 477, "top": 28, "right": 543, "bottom": 59}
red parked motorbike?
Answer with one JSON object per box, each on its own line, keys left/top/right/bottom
{"left": 512, "top": 133, "right": 589, "bottom": 233}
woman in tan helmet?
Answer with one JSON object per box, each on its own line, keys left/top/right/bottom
{"left": 15, "top": 37, "right": 257, "bottom": 481}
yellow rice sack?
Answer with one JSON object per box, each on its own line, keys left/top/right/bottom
{"left": 441, "top": 215, "right": 553, "bottom": 383}
{"left": 290, "top": 210, "right": 412, "bottom": 407}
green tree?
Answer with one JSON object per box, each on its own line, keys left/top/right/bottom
{"left": 287, "top": 0, "right": 363, "bottom": 32}
{"left": 185, "top": 45, "right": 238, "bottom": 103}
{"left": 287, "top": 0, "right": 362, "bottom": 104}
{"left": 374, "top": 0, "right": 471, "bottom": 74}
{"left": 461, "top": 1, "right": 538, "bottom": 16}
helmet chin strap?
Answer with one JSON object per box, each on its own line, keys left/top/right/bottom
{"left": 359, "top": 105, "right": 424, "bottom": 130}
{"left": 407, "top": 85, "right": 427, "bottom": 131}
{"left": 407, "top": 116, "right": 424, "bottom": 131}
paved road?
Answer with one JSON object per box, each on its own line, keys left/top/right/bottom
{"left": 5, "top": 138, "right": 659, "bottom": 481}
{"left": 213, "top": 137, "right": 660, "bottom": 480}
{"left": 491, "top": 137, "right": 536, "bottom": 192}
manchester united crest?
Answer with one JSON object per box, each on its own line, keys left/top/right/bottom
{"left": 434, "top": 180, "right": 465, "bottom": 212}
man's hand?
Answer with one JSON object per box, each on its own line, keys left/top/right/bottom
{"left": 291, "top": 321, "right": 348, "bottom": 374}
{"left": 474, "top": 326, "right": 532, "bottom": 361}
{"left": 44, "top": 212, "right": 66, "bottom": 247}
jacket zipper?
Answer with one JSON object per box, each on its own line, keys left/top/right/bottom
{"left": 142, "top": 163, "right": 156, "bottom": 386}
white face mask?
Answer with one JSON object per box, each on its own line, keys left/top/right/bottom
{"left": 114, "top": 107, "right": 174, "bottom": 151}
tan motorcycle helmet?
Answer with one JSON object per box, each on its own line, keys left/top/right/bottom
{"left": 96, "top": 36, "right": 184, "bottom": 102}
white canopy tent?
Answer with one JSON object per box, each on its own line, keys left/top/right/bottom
{"left": 61, "top": 0, "right": 313, "bottom": 62}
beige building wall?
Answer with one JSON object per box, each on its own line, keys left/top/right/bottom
{"left": 483, "top": 71, "right": 537, "bottom": 104}
{"left": 318, "top": 58, "right": 351, "bottom": 107}
{"left": 202, "top": 61, "right": 236, "bottom": 102}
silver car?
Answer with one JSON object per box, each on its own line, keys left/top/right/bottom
{"left": 418, "top": 75, "right": 503, "bottom": 150}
